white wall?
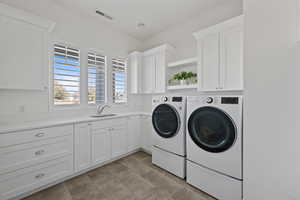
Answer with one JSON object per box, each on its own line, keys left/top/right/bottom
{"left": 244, "top": 0, "right": 300, "bottom": 199}
{"left": 0, "top": 0, "right": 143, "bottom": 123}
{"left": 140, "top": 0, "right": 243, "bottom": 113}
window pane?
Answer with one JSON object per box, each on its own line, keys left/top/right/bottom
{"left": 88, "top": 52, "right": 106, "bottom": 104}
{"left": 53, "top": 44, "right": 80, "bottom": 105}
{"left": 112, "top": 58, "right": 127, "bottom": 103}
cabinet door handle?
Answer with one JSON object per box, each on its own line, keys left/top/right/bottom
{"left": 35, "top": 150, "right": 45, "bottom": 156}
{"left": 35, "top": 173, "right": 45, "bottom": 179}
{"left": 35, "top": 133, "right": 45, "bottom": 137}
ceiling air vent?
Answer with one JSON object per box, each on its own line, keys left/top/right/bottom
{"left": 96, "top": 10, "right": 113, "bottom": 20}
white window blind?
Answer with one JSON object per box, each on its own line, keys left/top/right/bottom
{"left": 53, "top": 44, "right": 80, "bottom": 105}
{"left": 112, "top": 58, "right": 127, "bottom": 103}
{"left": 88, "top": 52, "right": 106, "bottom": 104}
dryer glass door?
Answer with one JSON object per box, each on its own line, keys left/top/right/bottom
{"left": 152, "top": 104, "right": 180, "bottom": 138}
{"left": 188, "top": 106, "right": 236, "bottom": 153}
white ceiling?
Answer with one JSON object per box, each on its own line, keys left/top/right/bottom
{"left": 53, "top": 0, "right": 236, "bottom": 40}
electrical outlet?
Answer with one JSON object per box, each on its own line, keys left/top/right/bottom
{"left": 18, "top": 105, "right": 25, "bottom": 113}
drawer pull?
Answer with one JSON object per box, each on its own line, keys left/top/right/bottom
{"left": 35, "top": 133, "right": 45, "bottom": 137}
{"left": 35, "top": 150, "right": 45, "bottom": 156}
{"left": 35, "top": 173, "right": 45, "bottom": 179}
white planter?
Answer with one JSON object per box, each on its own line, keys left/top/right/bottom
{"left": 180, "top": 80, "right": 187, "bottom": 85}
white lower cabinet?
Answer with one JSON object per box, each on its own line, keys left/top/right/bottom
{"left": 74, "top": 118, "right": 128, "bottom": 172}
{"left": 0, "top": 115, "right": 144, "bottom": 200}
{"left": 0, "top": 156, "right": 73, "bottom": 200}
{"left": 0, "top": 124, "right": 74, "bottom": 200}
{"left": 111, "top": 126, "right": 128, "bottom": 158}
{"left": 74, "top": 123, "right": 92, "bottom": 172}
{"left": 141, "top": 115, "right": 153, "bottom": 153}
{"left": 127, "top": 116, "right": 141, "bottom": 152}
{"left": 91, "top": 128, "right": 111, "bottom": 166}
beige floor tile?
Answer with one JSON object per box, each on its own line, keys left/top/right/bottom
{"left": 22, "top": 152, "right": 215, "bottom": 200}
{"left": 130, "top": 151, "right": 151, "bottom": 160}
{"left": 117, "top": 171, "right": 155, "bottom": 199}
{"left": 119, "top": 156, "right": 153, "bottom": 176}
{"left": 23, "top": 184, "right": 71, "bottom": 200}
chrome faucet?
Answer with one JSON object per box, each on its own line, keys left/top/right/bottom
{"left": 96, "top": 104, "right": 110, "bottom": 115}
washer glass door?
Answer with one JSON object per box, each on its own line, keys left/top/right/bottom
{"left": 188, "top": 106, "right": 236, "bottom": 153}
{"left": 152, "top": 104, "right": 180, "bottom": 138}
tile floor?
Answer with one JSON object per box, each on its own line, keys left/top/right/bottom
{"left": 23, "top": 152, "right": 216, "bottom": 200}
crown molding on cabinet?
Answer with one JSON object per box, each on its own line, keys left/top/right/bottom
{"left": 0, "top": 2, "right": 56, "bottom": 32}
{"left": 143, "top": 44, "right": 175, "bottom": 56}
{"left": 193, "top": 15, "right": 244, "bottom": 40}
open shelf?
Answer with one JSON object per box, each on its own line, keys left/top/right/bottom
{"left": 168, "top": 57, "right": 197, "bottom": 68}
{"left": 167, "top": 84, "right": 197, "bottom": 90}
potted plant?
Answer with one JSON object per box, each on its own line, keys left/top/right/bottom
{"left": 170, "top": 71, "right": 197, "bottom": 86}
{"left": 189, "top": 72, "right": 197, "bottom": 84}
{"left": 180, "top": 71, "right": 188, "bottom": 85}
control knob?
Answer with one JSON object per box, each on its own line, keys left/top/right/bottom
{"left": 206, "top": 97, "right": 213, "bottom": 104}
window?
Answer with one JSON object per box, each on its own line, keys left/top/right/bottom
{"left": 53, "top": 44, "right": 80, "bottom": 105}
{"left": 87, "top": 52, "right": 106, "bottom": 104}
{"left": 112, "top": 58, "right": 127, "bottom": 103}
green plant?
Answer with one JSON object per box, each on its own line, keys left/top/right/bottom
{"left": 181, "top": 71, "right": 188, "bottom": 80}
{"left": 173, "top": 73, "right": 182, "bottom": 80}
{"left": 173, "top": 71, "right": 197, "bottom": 81}
{"left": 187, "top": 72, "right": 193, "bottom": 79}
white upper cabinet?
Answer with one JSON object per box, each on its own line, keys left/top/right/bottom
{"left": 142, "top": 54, "right": 156, "bottom": 94}
{"left": 0, "top": 3, "right": 55, "bottom": 91}
{"left": 220, "top": 24, "right": 244, "bottom": 90}
{"left": 154, "top": 53, "right": 167, "bottom": 93}
{"left": 128, "top": 51, "right": 142, "bottom": 94}
{"left": 141, "top": 44, "right": 174, "bottom": 94}
{"left": 194, "top": 15, "right": 244, "bottom": 91}
{"left": 200, "top": 33, "right": 220, "bottom": 91}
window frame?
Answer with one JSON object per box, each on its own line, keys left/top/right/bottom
{"left": 49, "top": 42, "right": 129, "bottom": 110}
{"left": 112, "top": 57, "right": 128, "bottom": 104}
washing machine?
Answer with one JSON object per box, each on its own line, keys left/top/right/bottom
{"left": 151, "top": 95, "right": 186, "bottom": 178}
{"left": 186, "top": 96, "right": 243, "bottom": 200}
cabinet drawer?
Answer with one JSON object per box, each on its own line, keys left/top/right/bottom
{"left": 91, "top": 118, "right": 127, "bottom": 130}
{"left": 0, "top": 125, "right": 73, "bottom": 147}
{"left": 0, "top": 135, "right": 73, "bottom": 174}
{"left": 0, "top": 156, "right": 73, "bottom": 200}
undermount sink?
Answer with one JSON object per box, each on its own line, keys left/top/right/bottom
{"left": 91, "top": 114, "right": 117, "bottom": 118}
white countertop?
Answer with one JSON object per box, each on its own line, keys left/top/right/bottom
{"left": 0, "top": 112, "right": 151, "bottom": 134}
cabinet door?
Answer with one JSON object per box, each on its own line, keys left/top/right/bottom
{"left": 111, "top": 126, "right": 128, "bottom": 158}
{"left": 154, "top": 53, "right": 166, "bottom": 93}
{"left": 220, "top": 25, "right": 244, "bottom": 90}
{"left": 127, "top": 116, "right": 141, "bottom": 152}
{"left": 198, "top": 33, "right": 220, "bottom": 91}
{"left": 0, "top": 15, "right": 45, "bottom": 90}
{"left": 141, "top": 116, "right": 153, "bottom": 153}
{"left": 91, "top": 128, "right": 111, "bottom": 166}
{"left": 142, "top": 55, "right": 155, "bottom": 93}
{"left": 129, "top": 52, "right": 142, "bottom": 94}
{"left": 74, "top": 123, "right": 91, "bottom": 172}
